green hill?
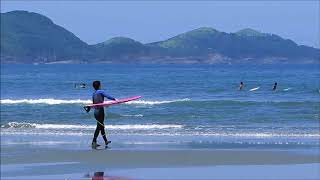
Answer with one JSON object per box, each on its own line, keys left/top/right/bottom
{"left": 1, "top": 10, "right": 90, "bottom": 62}
{"left": 149, "top": 27, "right": 319, "bottom": 59}
{"left": 148, "top": 27, "right": 227, "bottom": 56}
{"left": 93, "top": 37, "right": 147, "bottom": 60}
{"left": 235, "top": 28, "right": 267, "bottom": 37}
{"left": 1, "top": 11, "right": 319, "bottom": 64}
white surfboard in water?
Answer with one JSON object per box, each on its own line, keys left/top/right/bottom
{"left": 249, "top": 87, "right": 260, "bottom": 91}
{"left": 283, "top": 88, "right": 292, "bottom": 91}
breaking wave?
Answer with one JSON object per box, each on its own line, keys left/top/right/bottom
{"left": 1, "top": 122, "right": 183, "bottom": 130}
{"left": 0, "top": 98, "right": 190, "bottom": 105}
{"left": 125, "top": 98, "right": 190, "bottom": 105}
{"left": 0, "top": 99, "right": 91, "bottom": 105}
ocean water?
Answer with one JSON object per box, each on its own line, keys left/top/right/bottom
{"left": 1, "top": 64, "right": 319, "bottom": 150}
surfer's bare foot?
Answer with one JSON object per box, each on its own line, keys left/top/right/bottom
{"left": 91, "top": 142, "right": 100, "bottom": 149}
{"left": 105, "top": 140, "right": 111, "bottom": 145}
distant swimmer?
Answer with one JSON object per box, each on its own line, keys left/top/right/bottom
{"left": 239, "top": 82, "right": 244, "bottom": 90}
{"left": 272, "top": 82, "right": 277, "bottom": 91}
{"left": 75, "top": 83, "right": 86, "bottom": 88}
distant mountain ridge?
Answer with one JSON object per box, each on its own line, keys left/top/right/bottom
{"left": 1, "top": 10, "right": 92, "bottom": 63}
{"left": 1, "top": 10, "right": 319, "bottom": 64}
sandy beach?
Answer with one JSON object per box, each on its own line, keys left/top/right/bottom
{"left": 1, "top": 144, "right": 320, "bottom": 179}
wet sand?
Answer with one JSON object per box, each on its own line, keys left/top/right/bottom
{"left": 2, "top": 147, "right": 319, "bottom": 167}
{"left": 2, "top": 144, "right": 320, "bottom": 179}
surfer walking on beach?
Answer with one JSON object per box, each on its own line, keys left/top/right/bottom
{"left": 88, "top": 81, "right": 117, "bottom": 149}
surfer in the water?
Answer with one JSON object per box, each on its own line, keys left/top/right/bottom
{"left": 88, "top": 81, "right": 116, "bottom": 148}
{"left": 273, "top": 82, "right": 277, "bottom": 91}
{"left": 239, "top": 82, "right": 244, "bottom": 90}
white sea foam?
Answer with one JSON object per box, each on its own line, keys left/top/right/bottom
{"left": 1, "top": 122, "right": 183, "bottom": 130}
{"left": 283, "top": 88, "right": 292, "bottom": 91}
{"left": 125, "top": 98, "right": 190, "bottom": 105}
{"left": 121, "top": 114, "right": 144, "bottom": 117}
{"left": 199, "top": 132, "right": 320, "bottom": 138}
{"left": 0, "top": 98, "right": 190, "bottom": 105}
{"left": 0, "top": 99, "right": 91, "bottom": 105}
{"left": 1, "top": 130, "right": 319, "bottom": 138}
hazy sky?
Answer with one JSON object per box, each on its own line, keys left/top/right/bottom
{"left": 1, "top": 1, "right": 319, "bottom": 48}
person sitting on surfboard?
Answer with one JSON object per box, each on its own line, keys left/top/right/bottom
{"left": 89, "top": 80, "right": 117, "bottom": 149}
{"left": 239, "top": 82, "right": 244, "bottom": 90}
{"left": 273, "top": 82, "right": 277, "bottom": 91}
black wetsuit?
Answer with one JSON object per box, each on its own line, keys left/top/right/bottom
{"left": 92, "top": 90, "right": 115, "bottom": 143}
{"left": 273, "top": 84, "right": 277, "bottom": 91}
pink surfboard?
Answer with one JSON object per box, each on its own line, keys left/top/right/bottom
{"left": 85, "top": 96, "right": 142, "bottom": 108}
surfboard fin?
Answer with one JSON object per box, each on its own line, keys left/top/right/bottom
{"left": 83, "top": 106, "right": 91, "bottom": 113}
